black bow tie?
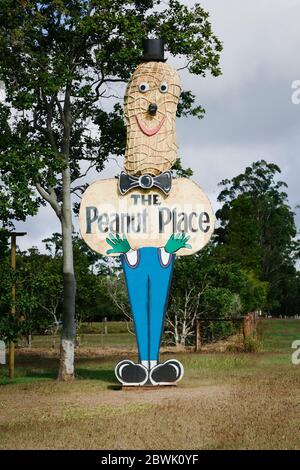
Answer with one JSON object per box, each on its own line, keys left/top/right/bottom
{"left": 118, "top": 171, "right": 172, "bottom": 195}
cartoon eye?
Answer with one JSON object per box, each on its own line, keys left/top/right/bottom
{"left": 138, "top": 82, "right": 150, "bottom": 93}
{"left": 159, "top": 82, "right": 168, "bottom": 93}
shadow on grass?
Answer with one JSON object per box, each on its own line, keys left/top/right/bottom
{"left": 75, "top": 355, "right": 137, "bottom": 365}
{"left": 107, "top": 385, "right": 122, "bottom": 390}
{"left": 0, "top": 369, "right": 57, "bottom": 385}
{"left": 25, "top": 368, "right": 118, "bottom": 383}
{"left": 0, "top": 368, "right": 121, "bottom": 386}
{"left": 25, "top": 369, "right": 57, "bottom": 379}
{"left": 15, "top": 355, "right": 59, "bottom": 368}
{"left": 75, "top": 368, "right": 117, "bottom": 383}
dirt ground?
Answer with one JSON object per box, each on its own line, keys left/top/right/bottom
{"left": 0, "top": 320, "right": 300, "bottom": 450}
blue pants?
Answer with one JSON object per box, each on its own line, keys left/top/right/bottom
{"left": 121, "top": 247, "right": 175, "bottom": 362}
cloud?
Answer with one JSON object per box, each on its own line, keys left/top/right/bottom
{"left": 15, "top": 0, "right": 300, "bottom": 251}
{"left": 15, "top": 205, "right": 61, "bottom": 252}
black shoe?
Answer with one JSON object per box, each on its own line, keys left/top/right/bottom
{"left": 115, "top": 360, "right": 148, "bottom": 386}
{"left": 149, "top": 359, "right": 184, "bottom": 386}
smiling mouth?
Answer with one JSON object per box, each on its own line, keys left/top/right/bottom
{"left": 135, "top": 115, "right": 166, "bottom": 136}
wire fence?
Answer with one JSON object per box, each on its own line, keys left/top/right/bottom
{"left": 194, "top": 312, "right": 259, "bottom": 351}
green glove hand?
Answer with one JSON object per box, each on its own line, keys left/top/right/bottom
{"left": 106, "top": 233, "right": 131, "bottom": 254}
{"left": 164, "top": 233, "right": 192, "bottom": 254}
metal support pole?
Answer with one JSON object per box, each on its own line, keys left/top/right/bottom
{"left": 8, "top": 231, "right": 26, "bottom": 379}
{"left": 9, "top": 234, "right": 16, "bottom": 379}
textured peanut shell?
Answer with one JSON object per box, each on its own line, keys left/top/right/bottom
{"left": 124, "top": 61, "right": 181, "bottom": 176}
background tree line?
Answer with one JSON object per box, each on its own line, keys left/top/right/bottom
{"left": 0, "top": 2, "right": 299, "bottom": 377}
{"left": 0, "top": 234, "right": 119, "bottom": 344}
{"left": 0, "top": 0, "right": 222, "bottom": 379}
{"left": 1, "top": 160, "right": 299, "bottom": 348}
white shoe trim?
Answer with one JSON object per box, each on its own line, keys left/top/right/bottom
{"left": 149, "top": 359, "right": 184, "bottom": 386}
{"left": 115, "top": 359, "right": 148, "bottom": 386}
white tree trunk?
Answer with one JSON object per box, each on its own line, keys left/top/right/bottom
{"left": 58, "top": 164, "right": 76, "bottom": 381}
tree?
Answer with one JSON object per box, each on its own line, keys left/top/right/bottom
{"left": 17, "top": 248, "right": 63, "bottom": 344}
{"left": 0, "top": 256, "right": 21, "bottom": 343}
{"left": 43, "top": 232, "right": 119, "bottom": 323}
{"left": 216, "top": 160, "right": 299, "bottom": 313}
{"left": 166, "top": 243, "right": 268, "bottom": 346}
{"left": 0, "top": 235, "right": 118, "bottom": 346}
{"left": 104, "top": 273, "right": 133, "bottom": 327}
{"left": 0, "top": 246, "right": 63, "bottom": 346}
{"left": 0, "top": 0, "right": 222, "bottom": 379}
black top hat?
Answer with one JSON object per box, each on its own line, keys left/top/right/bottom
{"left": 141, "top": 38, "right": 166, "bottom": 62}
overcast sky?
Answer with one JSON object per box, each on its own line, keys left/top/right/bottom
{"left": 15, "top": 0, "right": 300, "bottom": 251}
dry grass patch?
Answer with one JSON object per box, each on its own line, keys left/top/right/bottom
{"left": 0, "top": 319, "right": 299, "bottom": 449}
{"left": 1, "top": 364, "right": 300, "bottom": 450}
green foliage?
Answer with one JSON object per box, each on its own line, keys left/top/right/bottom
{"left": 0, "top": 315, "right": 21, "bottom": 342}
{"left": 0, "top": 233, "right": 121, "bottom": 340}
{"left": 101, "top": 272, "right": 131, "bottom": 322}
{"left": 171, "top": 243, "right": 267, "bottom": 316}
{"left": 0, "top": 1, "right": 222, "bottom": 360}
{"left": 0, "top": 228, "right": 9, "bottom": 261}
{"left": 240, "top": 270, "right": 268, "bottom": 313}
{"left": 243, "top": 334, "right": 262, "bottom": 353}
{"left": 171, "top": 158, "right": 193, "bottom": 178}
{"left": 215, "top": 160, "right": 299, "bottom": 313}
{"left": 41, "top": 232, "right": 120, "bottom": 321}
{"left": 0, "top": 0, "right": 222, "bottom": 224}
{"left": 166, "top": 242, "right": 268, "bottom": 346}
{"left": 204, "top": 319, "right": 239, "bottom": 343}
{"left": 0, "top": 248, "right": 63, "bottom": 337}
{"left": 176, "top": 91, "right": 205, "bottom": 119}
{"left": 17, "top": 248, "right": 63, "bottom": 333}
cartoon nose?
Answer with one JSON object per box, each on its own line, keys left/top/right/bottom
{"left": 148, "top": 103, "right": 157, "bottom": 116}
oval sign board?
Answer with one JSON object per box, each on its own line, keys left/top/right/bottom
{"left": 79, "top": 178, "right": 215, "bottom": 256}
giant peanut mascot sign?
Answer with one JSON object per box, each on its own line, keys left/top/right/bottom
{"left": 80, "top": 39, "right": 214, "bottom": 386}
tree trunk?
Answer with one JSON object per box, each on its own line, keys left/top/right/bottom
{"left": 58, "top": 163, "right": 76, "bottom": 381}
{"left": 174, "top": 312, "right": 179, "bottom": 346}
{"left": 180, "top": 317, "right": 187, "bottom": 346}
{"left": 195, "top": 319, "right": 201, "bottom": 352}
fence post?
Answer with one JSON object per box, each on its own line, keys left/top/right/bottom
{"left": 195, "top": 319, "right": 201, "bottom": 352}
{"left": 243, "top": 314, "right": 251, "bottom": 341}
{"left": 104, "top": 317, "right": 107, "bottom": 335}
{"left": 0, "top": 341, "right": 6, "bottom": 365}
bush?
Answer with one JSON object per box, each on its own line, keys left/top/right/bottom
{"left": 0, "top": 315, "right": 22, "bottom": 342}
{"left": 243, "top": 334, "right": 262, "bottom": 353}
{"left": 200, "top": 320, "right": 241, "bottom": 344}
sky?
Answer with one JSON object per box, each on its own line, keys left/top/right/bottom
{"left": 14, "top": 0, "right": 300, "bottom": 252}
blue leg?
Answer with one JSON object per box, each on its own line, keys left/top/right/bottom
{"left": 149, "top": 251, "right": 175, "bottom": 362}
{"left": 122, "top": 248, "right": 175, "bottom": 365}
{"left": 121, "top": 253, "right": 149, "bottom": 362}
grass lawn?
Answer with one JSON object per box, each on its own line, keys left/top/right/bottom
{"left": 0, "top": 319, "right": 300, "bottom": 450}
{"left": 31, "top": 332, "right": 136, "bottom": 349}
